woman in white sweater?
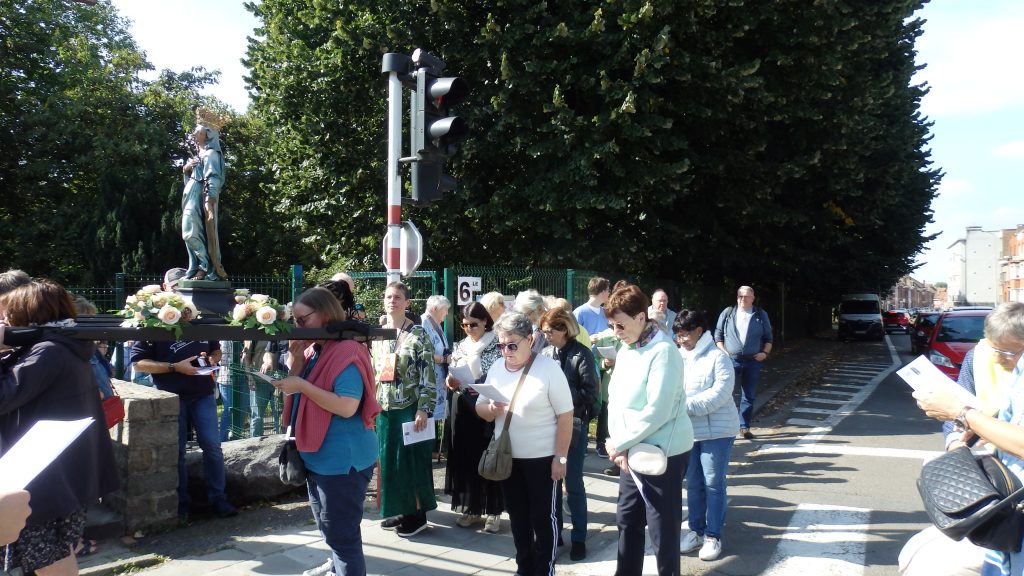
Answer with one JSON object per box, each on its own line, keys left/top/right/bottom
{"left": 673, "top": 309, "right": 738, "bottom": 562}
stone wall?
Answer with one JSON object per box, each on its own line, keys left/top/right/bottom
{"left": 105, "top": 379, "right": 180, "bottom": 534}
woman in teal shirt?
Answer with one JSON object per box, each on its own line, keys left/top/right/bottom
{"left": 275, "top": 287, "right": 380, "bottom": 576}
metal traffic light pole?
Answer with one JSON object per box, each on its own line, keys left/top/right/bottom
{"left": 381, "top": 53, "right": 411, "bottom": 284}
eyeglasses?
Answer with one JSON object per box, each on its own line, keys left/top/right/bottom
{"left": 541, "top": 327, "right": 564, "bottom": 336}
{"left": 674, "top": 331, "right": 696, "bottom": 342}
{"left": 293, "top": 310, "right": 316, "bottom": 327}
{"left": 496, "top": 339, "right": 526, "bottom": 353}
{"left": 461, "top": 321, "right": 480, "bottom": 329}
{"left": 990, "top": 344, "right": 1024, "bottom": 359}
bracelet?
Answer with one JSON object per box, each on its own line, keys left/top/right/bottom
{"left": 168, "top": 362, "right": 175, "bottom": 373}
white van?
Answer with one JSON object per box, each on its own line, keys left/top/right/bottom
{"left": 837, "top": 293, "right": 883, "bottom": 341}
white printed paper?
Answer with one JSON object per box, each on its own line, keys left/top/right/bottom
{"left": 449, "top": 364, "right": 476, "bottom": 388}
{"left": 195, "top": 366, "right": 221, "bottom": 376}
{"left": 597, "top": 345, "right": 618, "bottom": 360}
{"left": 249, "top": 370, "right": 276, "bottom": 384}
{"left": 0, "top": 418, "right": 94, "bottom": 491}
{"left": 402, "top": 417, "right": 436, "bottom": 446}
{"left": 469, "top": 381, "right": 510, "bottom": 404}
{"left": 897, "top": 355, "right": 979, "bottom": 406}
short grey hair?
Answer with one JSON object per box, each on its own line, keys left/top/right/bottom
{"left": 0, "top": 269, "right": 31, "bottom": 296}
{"left": 514, "top": 290, "right": 547, "bottom": 318}
{"left": 426, "top": 294, "right": 451, "bottom": 313}
{"left": 493, "top": 311, "right": 534, "bottom": 340}
{"left": 985, "top": 302, "right": 1024, "bottom": 344}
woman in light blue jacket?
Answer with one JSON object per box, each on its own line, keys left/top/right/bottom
{"left": 673, "top": 309, "right": 738, "bottom": 562}
{"left": 605, "top": 284, "right": 693, "bottom": 576}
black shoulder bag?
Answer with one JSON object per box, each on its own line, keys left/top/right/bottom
{"left": 278, "top": 393, "right": 307, "bottom": 486}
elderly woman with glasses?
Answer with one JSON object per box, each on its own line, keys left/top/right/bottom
{"left": 443, "top": 302, "right": 504, "bottom": 532}
{"left": 605, "top": 284, "right": 693, "bottom": 576}
{"left": 673, "top": 309, "right": 738, "bottom": 562}
{"left": 476, "top": 311, "right": 574, "bottom": 576}
{"left": 913, "top": 302, "right": 1024, "bottom": 576}
{"left": 539, "top": 308, "right": 599, "bottom": 561}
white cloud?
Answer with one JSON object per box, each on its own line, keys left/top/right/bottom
{"left": 993, "top": 140, "right": 1024, "bottom": 158}
{"left": 914, "top": 5, "right": 1024, "bottom": 118}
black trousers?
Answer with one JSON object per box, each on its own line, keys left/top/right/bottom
{"left": 501, "top": 456, "right": 558, "bottom": 576}
{"left": 615, "top": 452, "right": 688, "bottom": 576}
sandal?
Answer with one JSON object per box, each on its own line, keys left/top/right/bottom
{"left": 75, "top": 539, "right": 98, "bottom": 558}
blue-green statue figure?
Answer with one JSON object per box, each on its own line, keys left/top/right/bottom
{"left": 181, "top": 107, "right": 228, "bottom": 281}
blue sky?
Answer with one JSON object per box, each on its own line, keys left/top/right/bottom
{"left": 110, "top": 1, "right": 1023, "bottom": 285}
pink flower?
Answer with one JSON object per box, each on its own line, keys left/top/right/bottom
{"left": 255, "top": 306, "right": 277, "bottom": 325}
{"left": 157, "top": 305, "right": 181, "bottom": 325}
{"left": 232, "top": 304, "right": 249, "bottom": 322}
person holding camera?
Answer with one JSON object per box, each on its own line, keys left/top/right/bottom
{"left": 130, "top": 268, "right": 236, "bottom": 520}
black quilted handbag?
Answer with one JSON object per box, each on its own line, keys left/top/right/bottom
{"left": 917, "top": 446, "right": 1024, "bottom": 552}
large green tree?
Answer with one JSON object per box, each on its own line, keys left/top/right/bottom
{"left": 244, "top": 0, "right": 938, "bottom": 302}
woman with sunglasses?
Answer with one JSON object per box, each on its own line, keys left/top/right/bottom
{"left": 673, "top": 309, "right": 737, "bottom": 562}
{"left": 443, "top": 302, "right": 504, "bottom": 533}
{"left": 539, "top": 308, "right": 599, "bottom": 561}
{"left": 274, "top": 287, "right": 381, "bottom": 576}
{"left": 604, "top": 284, "right": 693, "bottom": 576}
{"left": 476, "top": 312, "right": 574, "bottom": 576}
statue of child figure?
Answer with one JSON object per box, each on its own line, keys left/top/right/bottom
{"left": 182, "top": 106, "right": 228, "bottom": 281}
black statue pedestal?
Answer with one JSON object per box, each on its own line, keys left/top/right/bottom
{"left": 178, "top": 279, "right": 233, "bottom": 318}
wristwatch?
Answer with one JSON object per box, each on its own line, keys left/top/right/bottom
{"left": 954, "top": 406, "right": 977, "bottom": 431}
{"left": 556, "top": 455, "right": 568, "bottom": 465}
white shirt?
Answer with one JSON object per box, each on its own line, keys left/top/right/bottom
{"left": 479, "top": 354, "right": 573, "bottom": 459}
{"left": 735, "top": 308, "right": 754, "bottom": 346}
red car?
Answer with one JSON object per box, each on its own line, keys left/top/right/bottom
{"left": 926, "top": 309, "right": 990, "bottom": 381}
{"left": 883, "top": 310, "right": 911, "bottom": 334}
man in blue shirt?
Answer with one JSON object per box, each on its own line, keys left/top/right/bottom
{"left": 130, "top": 268, "right": 236, "bottom": 519}
{"left": 714, "top": 285, "right": 773, "bottom": 440}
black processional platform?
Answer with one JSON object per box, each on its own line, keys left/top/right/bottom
{"left": 2, "top": 315, "right": 395, "bottom": 345}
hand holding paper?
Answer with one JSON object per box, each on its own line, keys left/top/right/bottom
{"left": 898, "top": 355, "right": 979, "bottom": 408}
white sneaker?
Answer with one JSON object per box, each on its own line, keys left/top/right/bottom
{"left": 680, "top": 530, "right": 704, "bottom": 554}
{"left": 456, "top": 512, "right": 482, "bottom": 527}
{"left": 699, "top": 536, "right": 722, "bottom": 561}
{"left": 302, "top": 557, "right": 334, "bottom": 576}
{"left": 483, "top": 514, "right": 501, "bottom": 533}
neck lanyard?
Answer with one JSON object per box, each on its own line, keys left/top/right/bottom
{"left": 391, "top": 318, "right": 409, "bottom": 353}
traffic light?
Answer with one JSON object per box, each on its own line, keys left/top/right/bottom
{"left": 409, "top": 50, "right": 468, "bottom": 205}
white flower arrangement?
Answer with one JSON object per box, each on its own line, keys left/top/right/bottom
{"left": 118, "top": 284, "right": 198, "bottom": 338}
{"left": 226, "top": 289, "right": 292, "bottom": 335}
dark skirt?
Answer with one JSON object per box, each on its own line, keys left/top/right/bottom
{"left": 443, "top": 389, "right": 504, "bottom": 516}
{"left": 4, "top": 508, "right": 85, "bottom": 573}
{"left": 376, "top": 404, "right": 437, "bottom": 518}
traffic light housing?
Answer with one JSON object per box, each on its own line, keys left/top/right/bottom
{"left": 409, "top": 56, "right": 468, "bottom": 205}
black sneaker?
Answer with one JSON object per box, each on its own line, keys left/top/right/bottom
{"left": 380, "top": 515, "right": 403, "bottom": 531}
{"left": 602, "top": 465, "right": 620, "bottom": 477}
{"left": 570, "top": 541, "right": 586, "bottom": 561}
{"left": 396, "top": 512, "right": 428, "bottom": 537}
{"left": 596, "top": 446, "right": 609, "bottom": 458}
{"left": 212, "top": 500, "right": 238, "bottom": 518}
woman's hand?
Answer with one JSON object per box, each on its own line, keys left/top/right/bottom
{"left": 912, "top": 389, "right": 964, "bottom": 422}
{"left": 551, "top": 457, "right": 567, "bottom": 481}
{"left": 0, "top": 490, "right": 31, "bottom": 546}
{"left": 272, "top": 376, "right": 309, "bottom": 395}
{"left": 602, "top": 358, "right": 615, "bottom": 370}
{"left": 413, "top": 409, "right": 429, "bottom": 432}
{"left": 446, "top": 375, "right": 461, "bottom": 391}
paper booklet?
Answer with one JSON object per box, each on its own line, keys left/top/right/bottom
{"left": 597, "top": 345, "right": 618, "bottom": 360}
{"left": 402, "top": 417, "right": 436, "bottom": 446}
{"left": 896, "top": 354, "right": 980, "bottom": 407}
{"left": 0, "top": 418, "right": 94, "bottom": 491}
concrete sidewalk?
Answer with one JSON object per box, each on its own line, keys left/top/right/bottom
{"left": 78, "top": 333, "right": 840, "bottom": 576}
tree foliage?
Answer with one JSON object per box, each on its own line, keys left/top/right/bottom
{"left": 244, "top": 0, "right": 938, "bottom": 302}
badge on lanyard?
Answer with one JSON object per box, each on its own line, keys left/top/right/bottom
{"left": 379, "top": 353, "right": 397, "bottom": 382}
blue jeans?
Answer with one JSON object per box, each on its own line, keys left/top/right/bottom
{"left": 734, "top": 358, "right": 764, "bottom": 428}
{"left": 686, "top": 436, "right": 735, "bottom": 539}
{"left": 307, "top": 466, "right": 374, "bottom": 576}
{"left": 249, "top": 379, "right": 280, "bottom": 436}
{"left": 559, "top": 418, "right": 588, "bottom": 543}
{"left": 218, "top": 381, "right": 250, "bottom": 441}
{"left": 177, "top": 394, "right": 228, "bottom": 509}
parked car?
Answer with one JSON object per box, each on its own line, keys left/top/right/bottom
{"left": 837, "top": 293, "right": 883, "bottom": 341}
{"left": 910, "top": 311, "right": 940, "bottom": 355}
{"left": 926, "top": 308, "right": 990, "bottom": 381}
{"left": 883, "top": 309, "right": 911, "bottom": 334}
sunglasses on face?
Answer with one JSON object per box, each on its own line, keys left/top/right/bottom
{"left": 496, "top": 340, "right": 525, "bottom": 352}
{"left": 541, "top": 326, "right": 564, "bottom": 336}
{"left": 461, "top": 321, "right": 481, "bottom": 329}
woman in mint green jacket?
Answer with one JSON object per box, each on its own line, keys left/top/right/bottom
{"left": 604, "top": 284, "right": 693, "bottom": 576}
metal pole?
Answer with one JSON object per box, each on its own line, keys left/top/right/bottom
{"left": 386, "top": 71, "right": 403, "bottom": 284}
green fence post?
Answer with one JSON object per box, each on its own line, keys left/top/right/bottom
{"left": 566, "top": 268, "right": 575, "bottom": 306}
{"left": 290, "top": 264, "right": 303, "bottom": 303}
{"left": 113, "top": 272, "right": 126, "bottom": 376}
